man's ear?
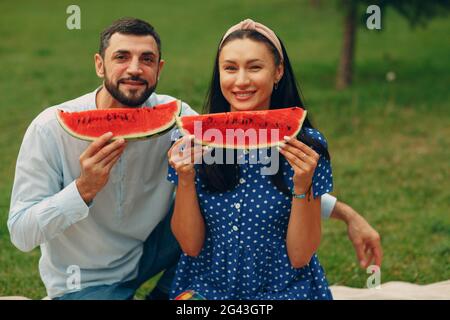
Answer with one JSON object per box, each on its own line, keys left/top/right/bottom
{"left": 94, "top": 53, "right": 105, "bottom": 78}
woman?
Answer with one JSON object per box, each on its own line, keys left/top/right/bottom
{"left": 167, "top": 19, "right": 333, "bottom": 300}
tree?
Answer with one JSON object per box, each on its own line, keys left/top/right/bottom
{"left": 335, "top": 0, "right": 450, "bottom": 89}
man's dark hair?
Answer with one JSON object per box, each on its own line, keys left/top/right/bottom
{"left": 99, "top": 18, "right": 161, "bottom": 59}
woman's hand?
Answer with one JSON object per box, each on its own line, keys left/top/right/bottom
{"left": 277, "top": 136, "right": 320, "bottom": 195}
{"left": 168, "top": 135, "right": 207, "bottom": 183}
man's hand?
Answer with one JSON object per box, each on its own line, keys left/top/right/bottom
{"left": 331, "top": 201, "right": 383, "bottom": 269}
{"left": 76, "top": 132, "right": 127, "bottom": 203}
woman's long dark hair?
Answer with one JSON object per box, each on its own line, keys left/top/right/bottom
{"left": 199, "top": 30, "right": 330, "bottom": 195}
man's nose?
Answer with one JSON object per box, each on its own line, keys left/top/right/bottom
{"left": 126, "top": 57, "right": 143, "bottom": 76}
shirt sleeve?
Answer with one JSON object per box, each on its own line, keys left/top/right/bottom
{"left": 167, "top": 129, "right": 180, "bottom": 186}
{"left": 180, "top": 101, "right": 199, "bottom": 116}
{"left": 8, "top": 121, "right": 90, "bottom": 252}
{"left": 167, "top": 163, "right": 179, "bottom": 186}
{"left": 304, "top": 128, "right": 333, "bottom": 198}
{"left": 312, "top": 155, "right": 333, "bottom": 198}
{"left": 320, "top": 193, "right": 337, "bottom": 219}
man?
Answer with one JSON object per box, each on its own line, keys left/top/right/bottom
{"left": 8, "top": 18, "right": 381, "bottom": 300}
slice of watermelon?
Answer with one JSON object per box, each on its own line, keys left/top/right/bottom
{"left": 177, "top": 107, "right": 307, "bottom": 149}
{"left": 56, "top": 100, "right": 181, "bottom": 141}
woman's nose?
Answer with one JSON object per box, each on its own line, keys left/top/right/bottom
{"left": 234, "top": 70, "right": 250, "bottom": 87}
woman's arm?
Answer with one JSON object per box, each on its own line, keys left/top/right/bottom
{"left": 171, "top": 176, "right": 205, "bottom": 257}
{"left": 278, "top": 136, "right": 323, "bottom": 268}
{"left": 168, "top": 136, "right": 206, "bottom": 257}
{"left": 286, "top": 193, "right": 322, "bottom": 268}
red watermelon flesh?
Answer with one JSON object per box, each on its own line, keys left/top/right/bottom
{"left": 56, "top": 100, "right": 181, "bottom": 141}
{"left": 177, "top": 107, "right": 307, "bottom": 149}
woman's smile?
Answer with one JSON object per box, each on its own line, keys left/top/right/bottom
{"left": 232, "top": 90, "right": 257, "bottom": 101}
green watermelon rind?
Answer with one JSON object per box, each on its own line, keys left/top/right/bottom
{"left": 176, "top": 107, "right": 307, "bottom": 150}
{"left": 56, "top": 100, "right": 182, "bottom": 142}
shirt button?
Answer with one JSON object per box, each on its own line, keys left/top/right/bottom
{"left": 235, "top": 203, "right": 241, "bottom": 209}
{"left": 232, "top": 226, "right": 239, "bottom": 232}
{"left": 239, "top": 178, "right": 246, "bottom": 184}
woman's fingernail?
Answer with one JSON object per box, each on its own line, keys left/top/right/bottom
{"left": 278, "top": 142, "right": 286, "bottom": 148}
{"left": 276, "top": 146, "right": 282, "bottom": 152}
{"left": 283, "top": 136, "right": 291, "bottom": 141}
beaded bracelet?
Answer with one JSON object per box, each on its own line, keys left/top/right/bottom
{"left": 292, "top": 183, "right": 312, "bottom": 201}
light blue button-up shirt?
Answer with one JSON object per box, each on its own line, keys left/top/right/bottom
{"left": 8, "top": 88, "right": 336, "bottom": 298}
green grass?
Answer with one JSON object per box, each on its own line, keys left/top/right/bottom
{"left": 1, "top": 0, "right": 449, "bottom": 299}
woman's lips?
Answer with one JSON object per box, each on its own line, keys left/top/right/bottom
{"left": 233, "top": 91, "right": 256, "bottom": 101}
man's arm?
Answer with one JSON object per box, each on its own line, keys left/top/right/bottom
{"left": 8, "top": 123, "right": 124, "bottom": 252}
{"left": 330, "top": 200, "right": 383, "bottom": 268}
{"left": 8, "top": 123, "right": 90, "bottom": 252}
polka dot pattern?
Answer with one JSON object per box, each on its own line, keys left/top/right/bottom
{"left": 167, "top": 128, "right": 333, "bottom": 300}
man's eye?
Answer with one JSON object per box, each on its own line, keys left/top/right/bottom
{"left": 142, "top": 57, "right": 154, "bottom": 63}
{"left": 116, "top": 55, "right": 126, "bottom": 60}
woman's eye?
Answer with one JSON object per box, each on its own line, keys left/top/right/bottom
{"left": 224, "top": 66, "right": 237, "bottom": 71}
{"left": 250, "top": 65, "right": 262, "bottom": 70}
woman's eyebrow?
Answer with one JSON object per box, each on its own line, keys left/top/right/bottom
{"left": 222, "top": 59, "right": 263, "bottom": 63}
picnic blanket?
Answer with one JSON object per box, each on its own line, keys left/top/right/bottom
{"left": 1, "top": 280, "right": 449, "bottom": 300}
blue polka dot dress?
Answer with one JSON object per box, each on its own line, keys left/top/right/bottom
{"left": 167, "top": 128, "right": 333, "bottom": 300}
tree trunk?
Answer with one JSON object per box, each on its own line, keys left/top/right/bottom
{"left": 336, "top": 2, "right": 357, "bottom": 90}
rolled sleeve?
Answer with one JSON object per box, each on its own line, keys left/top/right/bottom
{"left": 320, "top": 193, "right": 337, "bottom": 219}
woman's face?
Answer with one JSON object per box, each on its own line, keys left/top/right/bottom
{"left": 219, "top": 38, "right": 283, "bottom": 112}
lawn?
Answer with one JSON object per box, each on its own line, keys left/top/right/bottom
{"left": 0, "top": 0, "right": 449, "bottom": 299}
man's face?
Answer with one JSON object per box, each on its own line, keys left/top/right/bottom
{"left": 96, "top": 33, "right": 164, "bottom": 107}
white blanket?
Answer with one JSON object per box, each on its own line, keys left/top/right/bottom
{"left": 330, "top": 280, "right": 450, "bottom": 300}
{"left": 1, "top": 281, "right": 449, "bottom": 300}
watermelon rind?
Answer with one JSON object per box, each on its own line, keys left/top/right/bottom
{"left": 56, "top": 100, "right": 181, "bottom": 141}
{"left": 176, "top": 107, "right": 307, "bottom": 150}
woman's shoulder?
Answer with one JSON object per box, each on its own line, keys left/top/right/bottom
{"left": 301, "top": 127, "right": 328, "bottom": 149}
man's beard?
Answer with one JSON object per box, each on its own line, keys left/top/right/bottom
{"left": 104, "top": 71, "right": 157, "bottom": 107}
